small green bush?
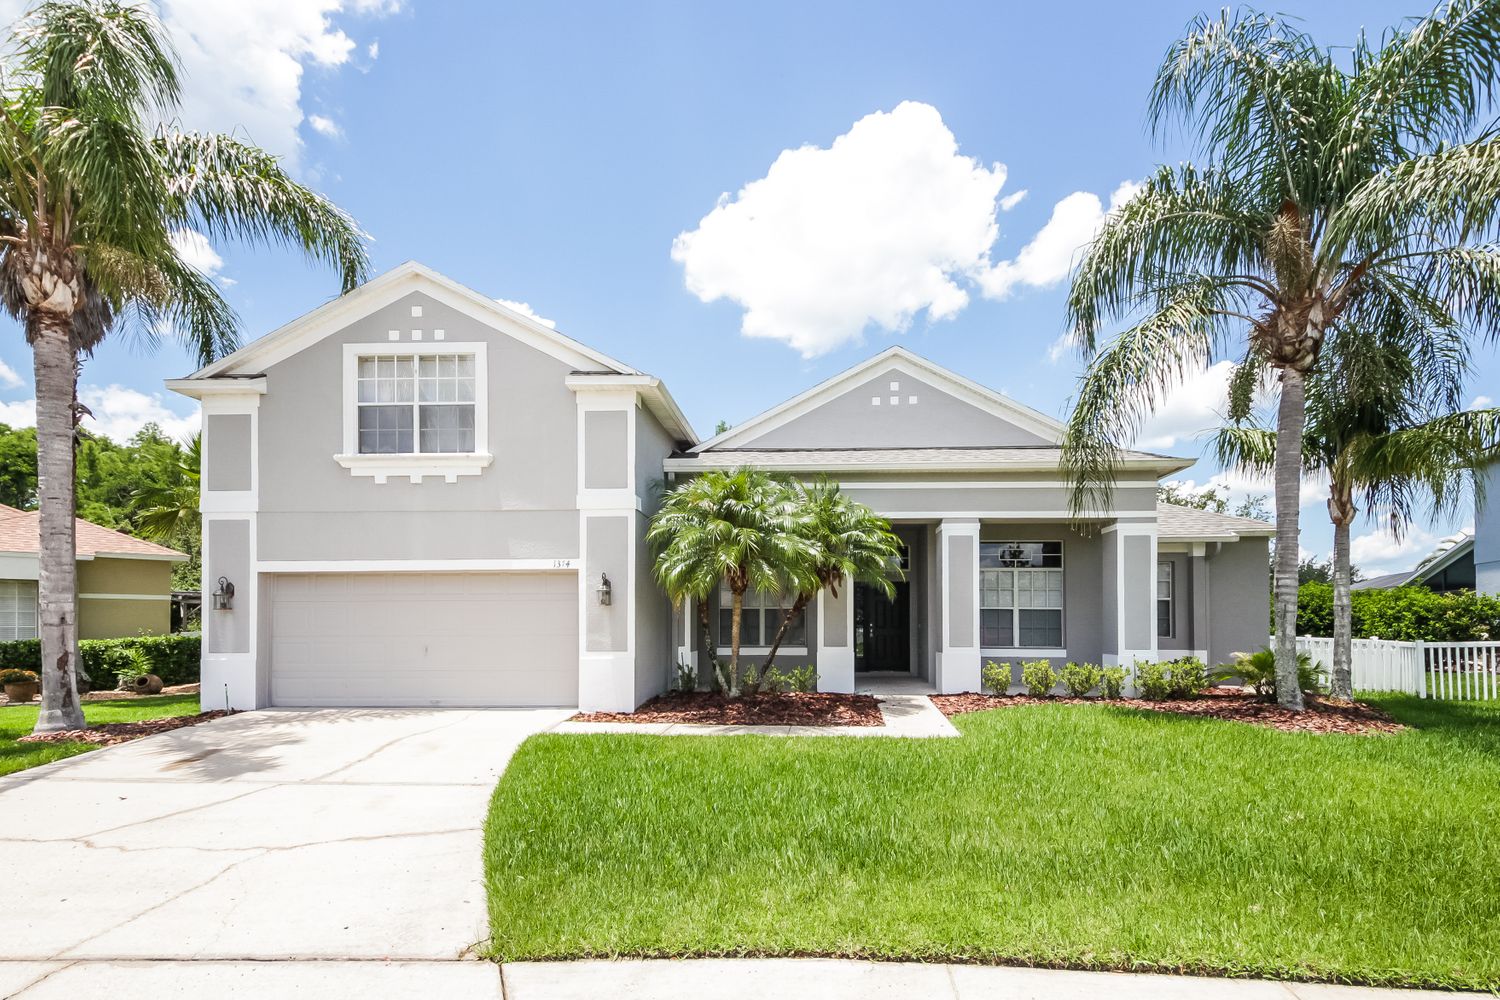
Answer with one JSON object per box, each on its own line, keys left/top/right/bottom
{"left": 0, "top": 633, "right": 199, "bottom": 688}
{"left": 1165, "top": 656, "right": 1210, "bottom": 698}
{"left": 1021, "top": 659, "right": 1059, "bottom": 697}
{"left": 1059, "top": 661, "right": 1103, "bottom": 697}
{"left": 1, "top": 667, "right": 38, "bottom": 685}
{"left": 1099, "top": 665, "right": 1127, "bottom": 699}
{"left": 673, "top": 658, "right": 697, "bottom": 693}
{"left": 1134, "top": 660, "right": 1173, "bottom": 700}
{"left": 762, "top": 664, "right": 817, "bottom": 693}
{"left": 981, "top": 660, "right": 1011, "bottom": 694}
{"left": 1212, "top": 647, "right": 1325, "bottom": 701}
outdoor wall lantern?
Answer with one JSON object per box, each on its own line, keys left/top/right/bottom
{"left": 212, "top": 576, "right": 235, "bottom": 611}
{"left": 596, "top": 573, "right": 612, "bottom": 607}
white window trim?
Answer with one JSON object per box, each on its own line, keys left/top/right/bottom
{"left": 716, "top": 583, "right": 808, "bottom": 650}
{"left": 1157, "top": 560, "right": 1175, "bottom": 639}
{"left": 335, "top": 342, "right": 491, "bottom": 483}
{"left": 715, "top": 646, "right": 812, "bottom": 656}
{"left": 980, "top": 540, "right": 1065, "bottom": 649}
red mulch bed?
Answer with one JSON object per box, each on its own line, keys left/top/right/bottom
{"left": 572, "top": 691, "right": 884, "bottom": 727}
{"left": 930, "top": 688, "right": 1404, "bottom": 735}
{"left": 17, "top": 710, "right": 232, "bottom": 746}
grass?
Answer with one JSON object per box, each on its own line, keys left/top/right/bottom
{"left": 483, "top": 695, "right": 1500, "bottom": 990}
{"left": 0, "top": 693, "right": 201, "bottom": 778}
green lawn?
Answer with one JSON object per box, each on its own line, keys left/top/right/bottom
{"left": 484, "top": 695, "right": 1500, "bottom": 990}
{"left": 0, "top": 694, "right": 201, "bottom": 778}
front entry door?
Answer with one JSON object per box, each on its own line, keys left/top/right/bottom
{"left": 855, "top": 581, "right": 910, "bottom": 673}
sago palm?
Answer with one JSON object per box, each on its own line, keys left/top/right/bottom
{"left": 647, "top": 469, "right": 811, "bottom": 696}
{"left": 0, "top": 1, "right": 368, "bottom": 732}
{"left": 1061, "top": 0, "right": 1500, "bottom": 708}
{"left": 756, "top": 478, "right": 904, "bottom": 679}
{"left": 1216, "top": 336, "right": 1500, "bottom": 699}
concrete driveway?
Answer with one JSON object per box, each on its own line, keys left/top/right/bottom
{"left": 0, "top": 707, "right": 571, "bottom": 998}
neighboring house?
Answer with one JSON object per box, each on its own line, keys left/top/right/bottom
{"left": 169, "top": 261, "right": 1272, "bottom": 712}
{"left": 1352, "top": 531, "right": 1477, "bottom": 593}
{"left": 0, "top": 504, "right": 186, "bottom": 641}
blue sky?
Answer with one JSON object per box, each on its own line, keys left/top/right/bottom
{"left": 0, "top": 0, "right": 1491, "bottom": 575}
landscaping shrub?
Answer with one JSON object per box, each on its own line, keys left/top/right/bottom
{"left": 0, "top": 633, "right": 199, "bottom": 688}
{"left": 1297, "top": 582, "right": 1500, "bottom": 641}
{"left": 1059, "top": 661, "right": 1102, "bottom": 697}
{"left": 1164, "top": 656, "right": 1210, "bottom": 697}
{"left": 1133, "top": 660, "right": 1173, "bottom": 700}
{"left": 1099, "top": 665, "right": 1127, "bottom": 699}
{"left": 1211, "top": 647, "right": 1324, "bottom": 701}
{"left": 980, "top": 660, "right": 1011, "bottom": 694}
{"left": 1021, "top": 659, "right": 1058, "bottom": 697}
{"left": 673, "top": 658, "right": 697, "bottom": 693}
{"left": 762, "top": 664, "right": 817, "bottom": 693}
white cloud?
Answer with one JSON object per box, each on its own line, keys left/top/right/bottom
{"left": 169, "top": 228, "right": 225, "bottom": 279}
{"left": 1133, "top": 360, "right": 1237, "bottom": 452}
{"left": 1350, "top": 522, "right": 1444, "bottom": 577}
{"left": 367, "top": 40, "right": 380, "bottom": 59}
{"left": 495, "top": 298, "right": 556, "bottom": 329}
{"left": 0, "top": 358, "right": 22, "bottom": 390}
{"left": 1471, "top": 394, "right": 1494, "bottom": 409}
{"left": 1165, "top": 466, "right": 1328, "bottom": 514}
{"left": 999, "top": 189, "right": 1028, "bottom": 211}
{"left": 978, "top": 180, "right": 1140, "bottom": 300}
{"left": 0, "top": 386, "right": 197, "bottom": 443}
{"left": 672, "top": 102, "right": 1013, "bottom": 358}
{"left": 307, "top": 114, "right": 343, "bottom": 138}
{"left": 1045, "top": 332, "right": 1077, "bottom": 364}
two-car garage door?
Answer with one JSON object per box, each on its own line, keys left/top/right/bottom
{"left": 268, "top": 572, "right": 578, "bottom": 707}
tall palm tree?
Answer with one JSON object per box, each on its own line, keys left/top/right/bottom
{"left": 0, "top": 1, "right": 368, "bottom": 732}
{"left": 129, "top": 431, "right": 198, "bottom": 542}
{"left": 1061, "top": 0, "right": 1500, "bottom": 708}
{"left": 756, "top": 478, "right": 904, "bottom": 679}
{"left": 1216, "top": 337, "right": 1500, "bottom": 699}
{"left": 647, "top": 469, "right": 810, "bottom": 697}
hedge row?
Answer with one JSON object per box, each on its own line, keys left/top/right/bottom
{"left": 0, "top": 633, "right": 200, "bottom": 688}
{"left": 1297, "top": 583, "right": 1500, "bottom": 642}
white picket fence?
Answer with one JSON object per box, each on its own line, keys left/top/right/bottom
{"left": 1294, "top": 636, "right": 1500, "bottom": 700}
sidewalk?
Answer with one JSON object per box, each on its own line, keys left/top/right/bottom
{"left": 502, "top": 959, "right": 1474, "bottom": 999}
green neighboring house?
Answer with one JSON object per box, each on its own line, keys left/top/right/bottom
{"left": 0, "top": 504, "right": 186, "bottom": 641}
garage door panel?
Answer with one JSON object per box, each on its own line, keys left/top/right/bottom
{"left": 269, "top": 572, "right": 578, "bottom": 707}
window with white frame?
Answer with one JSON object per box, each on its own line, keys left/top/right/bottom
{"left": 356, "top": 353, "right": 477, "bottom": 455}
{"left": 0, "top": 580, "right": 38, "bottom": 641}
{"left": 980, "top": 541, "right": 1063, "bottom": 648}
{"left": 717, "top": 580, "right": 807, "bottom": 648}
{"left": 1157, "top": 561, "right": 1174, "bottom": 638}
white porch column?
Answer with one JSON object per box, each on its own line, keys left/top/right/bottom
{"left": 935, "top": 518, "right": 981, "bottom": 693}
{"left": 1102, "top": 518, "right": 1160, "bottom": 669}
{"left": 816, "top": 575, "right": 856, "bottom": 692}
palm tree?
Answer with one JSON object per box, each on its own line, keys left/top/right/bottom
{"left": 129, "top": 432, "right": 199, "bottom": 543}
{"left": 1061, "top": 1, "right": 1500, "bottom": 709}
{"left": 1216, "top": 336, "right": 1500, "bottom": 699}
{"left": 647, "top": 469, "right": 810, "bottom": 697}
{"left": 755, "top": 478, "right": 904, "bottom": 679}
{"left": 0, "top": 2, "right": 368, "bottom": 732}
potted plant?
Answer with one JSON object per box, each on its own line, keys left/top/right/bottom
{"left": 116, "top": 649, "right": 162, "bottom": 695}
{"left": 2, "top": 668, "right": 40, "bottom": 704}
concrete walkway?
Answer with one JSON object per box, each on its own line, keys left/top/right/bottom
{"left": 552, "top": 693, "right": 959, "bottom": 738}
{"left": 0, "top": 707, "right": 572, "bottom": 997}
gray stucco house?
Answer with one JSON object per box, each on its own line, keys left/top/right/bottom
{"left": 169, "top": 262, "right": 1272, "bottom": 712}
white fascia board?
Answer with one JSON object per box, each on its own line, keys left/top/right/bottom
{"left": 91, "top": 550, "right": 190, "bottom": 562}
{"left": 1408, "top": 535, "right": 1474, "bottom": 584}
{"left": 566, "top": 373, "right": 699, "bottom": 445}
{"left": 688, "top": 346, "right": 1069, "bottom": 453}
{"left": 165, "top": 377, "right": 267, "bottom": 399}
{"left": 177, "top": 261, "right": 641, "bottom": 383}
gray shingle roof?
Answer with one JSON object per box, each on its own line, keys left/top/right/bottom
{"left": 1156, "top": 502, "right": 1275, "bottom": 540}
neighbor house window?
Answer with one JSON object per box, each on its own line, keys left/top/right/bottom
{"left": 980, "top": 541, "right": 1063, "bottom": 648}
{"left": 0, "top": 580, "right": 38, "bottom": 641}
{"left": 717, "top": 580, "right": 807, "bottom": 648}
{"left": 1157, "top": 561, "right": 1174, "bottom": 638}
{"left": 356, "top": 353, "right": 476, "bottom": 455}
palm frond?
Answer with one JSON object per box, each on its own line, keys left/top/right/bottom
{"left": 12, "top": 0, "right": 180, "bottom": 118}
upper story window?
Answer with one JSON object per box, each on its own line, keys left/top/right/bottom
{"left": 337, "top": 343, "right": 492, "bottom": 483}
{"left": 356, "top": 354, "right": 476, "bottom": 455}
{"left": 980, "top": 540, "right": 1063, "bottom": 648}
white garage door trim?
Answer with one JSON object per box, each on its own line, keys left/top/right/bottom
{"left": 268, "top": 570, "right": 579, "bottom": 708}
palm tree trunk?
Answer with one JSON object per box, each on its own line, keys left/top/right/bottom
{"left": 1329, "top": 489, "right": 1355, "bottom": 701}
{"left": 697, "top": 600, "right": 727, "bottom": 694}
{"left": 728, "top": 589, "right": 744, "bottom": 697}
{"left": 31, "top": 312, "right": 85, "bottom": 733}
{"left": 1271, "top": 368, "right": 1307, "bottom": 711}
{"left": 759, "top": 592, "right": 811, "bottom": 679}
